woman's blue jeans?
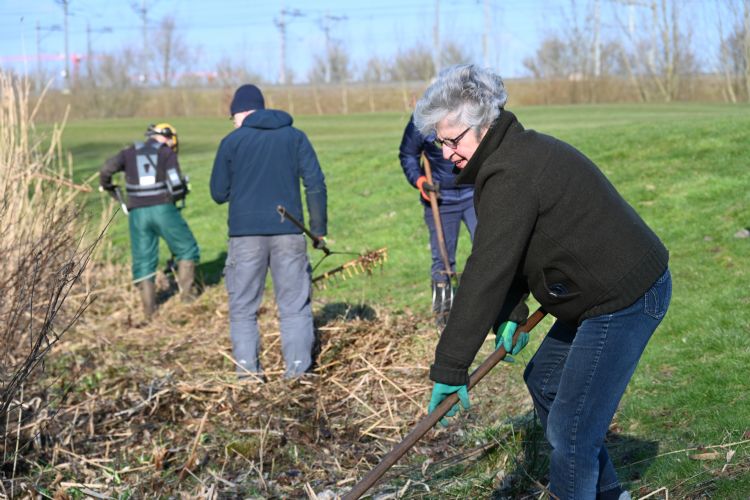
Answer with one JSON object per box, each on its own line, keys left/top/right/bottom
{"left": 523, "top": 268, "right": 671, "bottom": 499}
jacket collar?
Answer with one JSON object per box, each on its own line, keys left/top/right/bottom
{"left": 455, "top": 109, "right": 520, "bottom": 185}
{"left": 241, "top": 108, "right": 293, "bottom": 130}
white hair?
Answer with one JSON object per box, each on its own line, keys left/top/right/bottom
{"left": 413, "top": 64, "right": 508, "bottom": 137}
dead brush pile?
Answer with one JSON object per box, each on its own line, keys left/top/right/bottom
{"left": 4, "top": 269, "right": 533, "bottom": 499}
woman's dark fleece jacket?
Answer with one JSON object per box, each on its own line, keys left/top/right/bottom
{"left": 430, "top": 110, "right": 669, "bottom": 386}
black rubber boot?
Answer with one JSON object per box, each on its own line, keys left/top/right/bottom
{"left": 431, "top": 280, "right": 454, "bottom": 329}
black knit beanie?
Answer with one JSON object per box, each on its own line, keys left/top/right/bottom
{"left": 230, "top": 84, "right": 265, "bottom": 115}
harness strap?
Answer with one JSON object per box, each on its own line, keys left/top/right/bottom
{"left": 126, "top": 181, "right": 167, "bottom": 190}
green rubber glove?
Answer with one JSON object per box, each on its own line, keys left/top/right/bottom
{"left": 495, "top": 321, "right": 528, "bottom": 356}
{"left": 428, "top": 383, "right": 470, "bottom": 427}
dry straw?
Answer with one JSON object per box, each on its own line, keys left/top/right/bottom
{"left": 3, "top": 263, "right": 527, "bottom": 498}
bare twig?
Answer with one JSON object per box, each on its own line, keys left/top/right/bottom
{"left": 179, "top": 405, "right": 211, "bottom": 480}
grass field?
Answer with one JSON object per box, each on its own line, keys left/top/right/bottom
{"left": 58, "top": 103, "right": 750, "bottom": 497}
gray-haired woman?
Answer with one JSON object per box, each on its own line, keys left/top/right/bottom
{"left": 415, "top": 64, "right": 671, "bottom": 500}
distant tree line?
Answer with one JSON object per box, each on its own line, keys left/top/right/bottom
{"left": 15, "top": 0, "right": 750, "bottom": 116}
{"left": 521, "top": 0, "right": 750, "bottom": 103}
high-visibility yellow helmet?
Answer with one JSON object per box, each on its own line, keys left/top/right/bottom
{"left": 146, "top": 122, "right": 178, "bottom": 153}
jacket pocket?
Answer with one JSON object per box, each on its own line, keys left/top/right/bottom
{"left": 223, "top": 247, "right": 235, "bottom": 292}
{"left": 541, "top": 267, "right": 581, "bottom": 304}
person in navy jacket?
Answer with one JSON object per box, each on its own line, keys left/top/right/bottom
{"left": 399, "top": 115, "right": 477, "bottom": 327}
{"left": 211, "top": 84, "right": 327, "bottom": 379}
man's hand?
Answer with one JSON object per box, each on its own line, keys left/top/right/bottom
{"left": 428, "top": 383, "right": 470, "bottom": 427}
{"left": 99, "top": 184, "right": 120, "bottom": 203}
{"left": 312, "top": 236, "right": 331, "bottom": 255}
{"left": 416, "top": 176, "right": 440, "bottom": 202}
{"left": 312, "top": 236, "right": 327, "bottom": 249}
{"left": 495, "top": 321, "right": 528, "bottom": 356}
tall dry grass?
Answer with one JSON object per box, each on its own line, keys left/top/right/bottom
{"left": 0, "top": 72, "right": 99, "bottom": 482}
{"left": 27, "top": 74, "right": 742, "bottom": 122}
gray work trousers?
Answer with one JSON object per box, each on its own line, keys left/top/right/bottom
{"left": 224, "top": 234, "right": 314, "bottom": 378}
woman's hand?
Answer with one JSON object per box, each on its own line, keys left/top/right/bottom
{"left": 495, "top": 321, "right": 528, "bottom": 355}
{"left": 428, "top": 383, "right": 470, "bottom": 427}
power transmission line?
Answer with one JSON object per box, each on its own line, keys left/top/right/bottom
{"left": 54, "top": 0, "right": 70, "bottom": 89}
{"left": 130, "top": 0, "right": 153, "bottom": 83}
{"left": 434, "top": 0, "right": 440, "bottom": 74}
{"left": 86, "top": 21, "right": 111, "bottom": 82}
{"left": 274, "top": 6, "right": 304, "bottom": 85}
{"left": 318, "top": 12, "right": 347, "bottom": 83}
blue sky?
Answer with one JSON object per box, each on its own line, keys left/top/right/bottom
{"left": 0, "top": 0, "right": 736, "bottom": 83}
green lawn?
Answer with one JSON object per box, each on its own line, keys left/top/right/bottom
{"left": 59, "top": 103, "right": 750, "bottom": 496}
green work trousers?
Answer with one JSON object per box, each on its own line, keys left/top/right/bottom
{"left": 129, "top": 203, "right": 200, "bottom": 282}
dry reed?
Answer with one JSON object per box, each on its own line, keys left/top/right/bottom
{"left": 0, "top": 71, "right": 100, "bottom": 494}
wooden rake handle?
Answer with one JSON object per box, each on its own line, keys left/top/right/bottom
{"left": 343, "top": 308, "right": 547, "bottom": 500}
{"left": 276, "top": 205, "right": 331, "bottom": 255}
{"left": 422, "top": 156, "right": 453, "bottom": 281}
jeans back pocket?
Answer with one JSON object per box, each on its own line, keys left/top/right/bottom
{"left": 644, "top": 268, "right": 671, "bottom": 320}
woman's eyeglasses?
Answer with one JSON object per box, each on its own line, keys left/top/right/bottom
{"left": 433, "top": 126, "right": 472, "bottom": 149}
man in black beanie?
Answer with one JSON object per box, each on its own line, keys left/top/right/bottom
{"left": 210, "top": 84, "right": 328, "bottom": 380}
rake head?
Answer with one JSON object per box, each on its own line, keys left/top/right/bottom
{"left": 312, "top": 247, "right": 387, "bottom": 289}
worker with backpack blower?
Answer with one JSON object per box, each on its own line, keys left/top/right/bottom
{"left": 100, "top": 123, "right": 200, "bottom": 320}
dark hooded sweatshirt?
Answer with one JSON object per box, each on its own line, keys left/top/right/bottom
{"left": 210, "top": 109, "right": 327, "bottom": 237}
{"left": 430, "top": 110, "right": 669, "bottom": 386}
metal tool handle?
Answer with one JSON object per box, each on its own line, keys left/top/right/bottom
{"left": 99, "top": 184, "right": 129, "bottom": 215}
{"left": 343, "top": 308, "right": 547, "bottom": 500}
{"left": 276, "top": 205, "right": 330, "bottom": 255}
